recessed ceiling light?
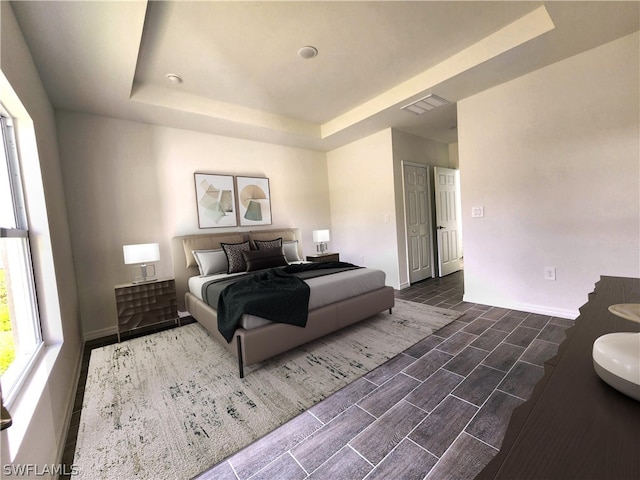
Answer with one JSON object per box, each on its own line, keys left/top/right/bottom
{"left": 166, "top": 73, "right": 183, "bottom": 84}
{"left": 297, "top": 46, "right": 318, "bottom": 59}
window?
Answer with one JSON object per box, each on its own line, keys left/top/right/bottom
{"left": 0, "top": 108, "right": 43, "bottom": 405}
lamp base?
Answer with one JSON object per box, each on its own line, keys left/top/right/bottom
{"left": 132, "top": 264, "right": 157, "bottom": 284}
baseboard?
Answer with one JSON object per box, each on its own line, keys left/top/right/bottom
{"left": 398, "top": 281, "right": 411, "bottom": 290}
{"left": 83, "top": 319, "right": 190, "bottom": 343}
{"left": 55, "top": 341, "right": 85, "bottom": 469}
{"left": 83, "top": 325, "right": 118, "bottom": 342}
{"left": 463, "top": 293, "right": 579, "bottom": 320}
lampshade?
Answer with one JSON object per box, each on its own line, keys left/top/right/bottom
{"left": 123, "top": 243, "right": 160, "bottom": 265}
{"left": 312, "top": 229, "right": 330, "bottom": 243}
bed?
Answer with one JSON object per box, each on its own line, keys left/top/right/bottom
{"left": 170, "top": 228, "right": 395, "bottom": 377}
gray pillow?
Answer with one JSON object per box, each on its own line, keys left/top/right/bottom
{"left": 221, "top": 241, "right": 251, "bottom": 273}
{"left": 283, "top": 240, "right": 300, "bottom": 262}
{"left": 192, "top": 249, "right": 228, "bottom": 275}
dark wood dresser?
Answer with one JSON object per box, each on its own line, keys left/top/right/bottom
{"left": 477, "top": 276, "right": 640, "bottom": 480}
{"left": 114, "top": 278, "right": 178, "bottom": 342}
{"left": 306, "top": 252, "right": 340, "bottom": 263}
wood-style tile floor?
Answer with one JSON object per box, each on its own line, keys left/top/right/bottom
{"left": 62, "top": 271, "right": 574, "bottom": 480}
{"left": 196, "top": 271, "right": 574, "bottom": 480}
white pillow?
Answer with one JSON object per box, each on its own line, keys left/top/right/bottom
{"left": 283, "top": 241, "right": 300, "bottom": 262}
{"left": 192, "top": 249, "right": 228, "bottom": 275}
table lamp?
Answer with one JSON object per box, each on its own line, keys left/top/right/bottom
{"left": 123, "top": 243, "right": 160, "bottom": 283}
{"left": 312, "top": 229, "right": 330, "bottom": 254}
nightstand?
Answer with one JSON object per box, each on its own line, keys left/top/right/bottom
{"left": 114, "top": 277, "right": 179, "bottom": 342}
{"left": 306, "top": 252, "right": 340, "bottom": 263}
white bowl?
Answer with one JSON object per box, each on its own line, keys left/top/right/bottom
{"left": 608, "top": 303, "right": 640, "bottom": 323}
{"left": 592, "top": 332, "right": 640, "bottom": 401}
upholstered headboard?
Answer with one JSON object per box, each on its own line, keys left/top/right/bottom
{"left": 170, "top": 228, "right": 303, "bottom": 311}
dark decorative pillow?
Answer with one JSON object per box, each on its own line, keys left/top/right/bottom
{"left": 221, "top": 241, "right": 251, "bottom": 273}
{"left": 254, "top": 237, "right": 282, "bottom": 250}
{"left": 243, "top": 247, "right": 288, "bottom": 272}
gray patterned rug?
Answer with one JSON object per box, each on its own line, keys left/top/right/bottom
{"left": 73, "top": 299, "right": 460, "bottom": 480}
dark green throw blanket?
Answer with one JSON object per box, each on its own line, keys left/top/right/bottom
{"left": 206, "top": 262, "right": 360, "bottom": 342}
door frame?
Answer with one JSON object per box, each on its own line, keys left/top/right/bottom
{"left": 434, "top": 166, "right": 463, "bottom": 277}
{"left": 401, "top": 161, "right": 436, "bottom": 285}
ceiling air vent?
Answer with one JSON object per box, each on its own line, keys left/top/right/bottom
{"left": 401, "top": 94, "right": 449, "bottom": 115}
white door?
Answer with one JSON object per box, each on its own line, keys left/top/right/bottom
{"left": 403, "top": 164, "right": 433, "bottom": 283}
{"left": 434, "top": 166, "right": 463, "bottom": 277}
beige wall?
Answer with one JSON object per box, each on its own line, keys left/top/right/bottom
{"left": 326, "top": 129, "right": 402, "bottom": 288}
{"left": 390, "top": 129, "right": 451, "bottom": 288}
{"left": 448, "top": 143, "right": 459, "bottom": 169}
{"left": 1, "top": 1, "right": 82, "bottom": 469}
{"left": 458, "top": 32, "right": 640, "bottom": 318}
{"left": 55, "top": 112, "right": 330, "bottom": 338}
{"left": 56, "top": 116, "right": 454, "bottom": 333}
{"left": 5, "top": 0, "right": 636, "bottom": 468}
{"left": 57, "top": 119, "right": 438, "bottom": 335}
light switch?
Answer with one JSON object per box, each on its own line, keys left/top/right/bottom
{"left": 471, "top": 206, "right": 485, "bottom": 218}
{"left": 544, "top": 267, "right": 556, "bottom": 281}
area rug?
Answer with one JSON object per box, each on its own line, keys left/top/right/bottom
{"left": 73, "top": 299, "right": 460, "bottom": 480}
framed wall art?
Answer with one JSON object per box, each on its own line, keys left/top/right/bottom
{"left": 236, "top": 176, "right": 272, "bottom": 226}
{"left": 194, "top": 173, "right": 238, "bottom": 228}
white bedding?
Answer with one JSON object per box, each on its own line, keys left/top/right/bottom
{"left": 188, "top": 266, "right": 386, "bottom": 329}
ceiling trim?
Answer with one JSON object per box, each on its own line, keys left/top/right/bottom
{"left": 130, "top": 83, "right": 320, "bottom": 137}
{"left": 321, "top": 5, "right": 555, "bottom": 139}
{"left": 13, "top": 1, "right": 637, "bottom": 151}
{"left": 128, "top": 5, "right": 555, "bottom": 146}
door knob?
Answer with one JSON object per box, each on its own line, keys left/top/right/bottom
{"left": 436, "top": 226, "right": 446, "bottom": 230}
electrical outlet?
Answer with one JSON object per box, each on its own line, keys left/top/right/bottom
{"left": 544, "top": 267, "right": 556, "bottom": 281}
{"left": 471, "top": 206, "right": 485, "bottom": 218}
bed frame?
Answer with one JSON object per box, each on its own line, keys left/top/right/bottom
{"left": 170, "top": 228, "right": 395, "bottom": 377}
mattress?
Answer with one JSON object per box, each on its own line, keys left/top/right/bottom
{"left": 188, "top": 266, "right": 386, "bottom": 329}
